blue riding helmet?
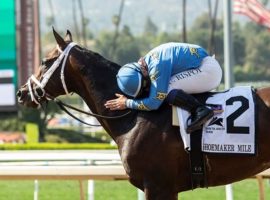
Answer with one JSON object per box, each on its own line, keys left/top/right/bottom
{"left": 116, "top": 63, "right": 143, "bottom": 98}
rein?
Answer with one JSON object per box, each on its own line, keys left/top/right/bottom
{"left": 54, "top": 98, "right": 132, "bottom": 126}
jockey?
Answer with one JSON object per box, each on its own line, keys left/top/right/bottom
{"left": 104, "top": 42, "right": 222, "bottom": 132}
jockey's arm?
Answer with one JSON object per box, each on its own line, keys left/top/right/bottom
{"left": 125, "top": 63, "right": 171, "bottom": 111}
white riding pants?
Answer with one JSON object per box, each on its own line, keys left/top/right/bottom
{"left": 167, "top": 56, "right": 222, "bottom": 94}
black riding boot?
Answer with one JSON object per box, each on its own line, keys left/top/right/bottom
{"left": 167, "top": 89, "right": 214, "bottom": 133}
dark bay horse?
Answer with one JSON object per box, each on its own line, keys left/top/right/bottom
{"left": 17, "top": 29, "right": 270, "bottom": 200}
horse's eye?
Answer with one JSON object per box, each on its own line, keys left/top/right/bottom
{"left": 36, "top": 88, "right": 44, "bottom": 97}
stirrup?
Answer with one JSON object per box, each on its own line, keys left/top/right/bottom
{"left": 186, "top": 112, "right": 214, "bottom": 133}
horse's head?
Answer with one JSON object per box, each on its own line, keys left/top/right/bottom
{"left": 17, "top": 28, "right": 82, "bottom": 108}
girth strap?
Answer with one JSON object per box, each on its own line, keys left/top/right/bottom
{"left": 189, "top": 129, "right": 207, "bottom": 189}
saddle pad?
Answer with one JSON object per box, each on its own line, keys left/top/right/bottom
{"left": 174, "top": 86, "right": 256, "bottom": 154}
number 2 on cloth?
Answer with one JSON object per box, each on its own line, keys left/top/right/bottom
{"left": 226, "top": 96, "right": 250, "bottom": 134}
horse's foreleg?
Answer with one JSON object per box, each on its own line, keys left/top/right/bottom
{"left": 144, "top": 188, "right": 178, "bottom": 200}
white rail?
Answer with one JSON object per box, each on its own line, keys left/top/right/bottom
{"left": 2, "top": 150, "right": 268, "bottom": 200}
{"left": 0, "top": 150, "right": 121, "bottom": 162}
{"left": 0, "top": 150, "right": 144, "bottom": 200}
{"left": 0, "top": 165, "right": 127, "bottom": 180}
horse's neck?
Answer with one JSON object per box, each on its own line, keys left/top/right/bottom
{"left": 74, "top": 52, "right": 136, "bottom": 141}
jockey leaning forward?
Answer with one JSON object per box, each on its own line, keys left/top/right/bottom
{"left": 104, "top": 42, "right": 222, "bottom": 132}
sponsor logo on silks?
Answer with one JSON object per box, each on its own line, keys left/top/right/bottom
{"left": 189, "top": 47, "right": 200, "bottom": 58}
{"left": 137, "top": 102, "right": 149, "bottom": 111}
{"left": 174, "top": 68, "right": 202, "bottom": 80}
{"left": 150, "top": 70, "right": 158, "bottom": 81}
{"left": 208, "top": 117, "right": 223, "bottom": 127}
{"left": 150, "top": 51, "right": 159, "bottom": 61}
{"left": 156, "top": 92, "right": 167, "bottom": 101}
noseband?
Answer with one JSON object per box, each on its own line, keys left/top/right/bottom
{"left": 27, "top": 42, "right": 77, "bottom": 105}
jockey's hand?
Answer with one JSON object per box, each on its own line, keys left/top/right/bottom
{"left": 104, "top": 93, "right": 127, "bottom": 110}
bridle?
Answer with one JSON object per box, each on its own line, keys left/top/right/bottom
{"left": 27, "top": 42, "right": 77, "bottom": 105}
{"left": 26, "top": 42, "right": 131, "bottom": 126}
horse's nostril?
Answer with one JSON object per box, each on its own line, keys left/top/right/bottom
{"left": 17, "top": 90, "right": 22, "bottom": 98}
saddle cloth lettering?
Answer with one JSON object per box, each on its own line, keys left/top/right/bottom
{"left": 174, "top": 86, "right": 256, "bottom": 154}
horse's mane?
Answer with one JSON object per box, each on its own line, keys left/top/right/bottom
{"left": 73, "top": 47, "right": 122, "bottom": 95}
{"left": 80, "top": 47, "right": 120, "bottom": 73}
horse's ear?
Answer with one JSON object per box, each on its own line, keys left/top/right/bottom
{"left": 65, "top": 30, "right": 73, "bottom": 42}
{"left": 52, "top": 27, "right": 66, "bottom": 49}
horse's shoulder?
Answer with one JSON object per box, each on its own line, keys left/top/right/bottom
{"left": 137, "top": 104, "right": 172, "bottom": 120}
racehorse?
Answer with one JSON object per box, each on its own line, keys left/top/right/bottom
{"left": 17, "top": 29, "right": 270, "bottom": 200}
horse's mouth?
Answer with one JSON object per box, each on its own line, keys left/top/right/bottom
{"left": 18, "top": 97, "right": 39, "bottom": 108}
{"left": 17, "top": 90, "right": 39, "bottom": 108}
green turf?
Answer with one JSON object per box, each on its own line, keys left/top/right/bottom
{"left": 0, "top": 179, "right": 268, "bottom": 200}
{"left": 180, "top": 179, "right": 270, "bottom": 200}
